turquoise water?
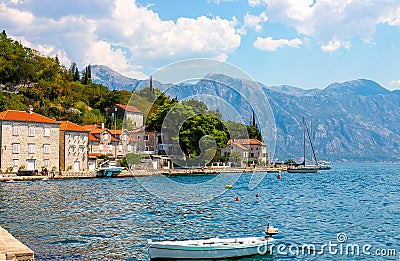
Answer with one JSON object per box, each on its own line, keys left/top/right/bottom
{"left": 0, "top": 163, "right": 399, "bottom": 260}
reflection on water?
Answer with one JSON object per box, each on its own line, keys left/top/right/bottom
{"left": 0, "top": 163, "right": 399, "bottom": 260}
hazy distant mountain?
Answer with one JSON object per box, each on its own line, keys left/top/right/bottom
{"left": 91, "top": 65, "right": 168, "bottom": 91}
{"left": 92, "top": 65, "right": 400, "bottom": 161}
{"left": 91, "top": 65, "right": 141, "bottom": 91}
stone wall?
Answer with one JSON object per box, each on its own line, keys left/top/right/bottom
{"left": 0, "top": 121, "right": 60, "bottom": 172}
{"left": 61, "top": 131, "right": 89, "bottom": 171}
{"left": 55, "top": 171, "right": 97, "bottom": 178}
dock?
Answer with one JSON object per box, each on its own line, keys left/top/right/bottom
{"left": 0, "top": 226, "right": 34, "bottom": 261}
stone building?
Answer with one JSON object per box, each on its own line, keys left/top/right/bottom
{"left": 84, "top": 124, "right": 136, "bottom": 168}
{"left": 107, "top": 104, "right": 144, "bottom": 129}
{"left": 59, "top": 121, "right": 89, "bottom": 171}
{"left": 221, "top": 140, "right": 249, "bottom": 167}
{"left": 222, "top": 139, "right": 267, "bottom": 166}
{"left": 0, "top": 107, "right": 60, "bottom": 172}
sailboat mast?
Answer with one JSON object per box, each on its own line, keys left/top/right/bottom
{"left": 304, "top": 119, "right": 318, "bottom": 165}
{"left": 303, "top": 117, "right": 306, "bottom": 166}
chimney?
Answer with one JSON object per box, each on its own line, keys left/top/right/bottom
{"left": 28, "top": 105, "right": 33, "bottom": 114}
{"left": 101, "top": 122, "right": 105, "bottom": 129}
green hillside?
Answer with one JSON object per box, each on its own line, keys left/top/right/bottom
{"left": 0, "top": 31, "right": 131, "bottom": 126}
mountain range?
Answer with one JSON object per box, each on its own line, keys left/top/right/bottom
{"left": 91, "top": 65, "right": 400, "bottom": 161}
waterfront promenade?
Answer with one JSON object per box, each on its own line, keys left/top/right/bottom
{"left": 0, "top": 226, "right": 34, "bottom": 260}
{"left": 0, "top": 166, "right": 286, "bottom": 182}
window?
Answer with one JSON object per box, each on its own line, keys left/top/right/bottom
{"left": 79, "top": 146, "right": 84, "bottom": 153}
{"left": 28, "top": 126, "right": 35, "bottom": 137}
{"left": 144, "top": 135, "right": 149, "bottom": 141}
{"left": 99, "top": 144, "right": 103, "bottom": 151}
{"left": 13, "top": 125, "right": 19, "bottom": 136}
{"left": 103, "top": 134, "right": 109, "bottom": 141}
{"left": 127, "top": 144, "right": 132, "bottom": 152}
{"left": 118, "top": 145, "right": 122, "bottom": 152}
{"left": 44, "top": 128, "right": 50, "bottom": 137}
{"left": 12, "top": 144, "right": 20, "bottom": 154}
{"left": 250, "top": 153, "right": 254, "bottom": 158}
{"left": 69, "top": 134, "right": 74, "bottom": 139}
{"left": 69, "top": 145, "right": 75, "bottom": 152}
{"left": 28, "top": 144, "right": 35, "bottom": 154}
{"left": 108, "top": 145, "right": 112, "bottom": 152}
{"left": 13, "top": 159, "right": 18, "bottom": 167}
{"left": 122, "top": 134, "right": 127, "bottom": 141}
{"left": 44, "top": 159, "right": 49, "bottom": 167}
{"left": 80, "top": 134, "right": 85, "bottom": 140}
{"left": 137, "top": 136, "right": 140, "bottom": 140}
{"left": 44, "top": 144, "right": 50, "bottom": 154}
{"left": 145, "top": 146, "right": 149, "bottom": 151}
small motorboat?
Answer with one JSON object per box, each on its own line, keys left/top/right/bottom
{"left": 148, "top": 225, "right": 278, "bottom": 260}
{"left": 96, "top": 167, "right": 125, "bottom": 177}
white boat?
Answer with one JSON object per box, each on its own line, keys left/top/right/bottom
{"left": 287, "top": 165, "right": 319, "bottom": 173}
{"left": 148, "top": 225, "right": 278, "bottom": 260}
{"left": 96, "top": 167, "right": 125, "bottom": 177}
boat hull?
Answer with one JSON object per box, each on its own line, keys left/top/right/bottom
{"left": 287, "top": 167, "right": 319, "bottom": 173}
{"left": 96, "top": 167, "right": 125, "bottom": 177}
{"left": 148, "top": 237, "right": 275, "bottom": 260}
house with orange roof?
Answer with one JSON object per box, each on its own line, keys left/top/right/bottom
{"left": 0, "top": 106, "right": 60, "bottom": 172}
{"left": 84, "top": 124, "right": 137, "bottom": 168}
{"left": 59, "top": 121, "right": 89, "bottom": 172}
{"left": 221, "top": 138, "right": 267, "bottom": 166}
{"left": 107, "top": 104, "right": 143, "bottom": 129}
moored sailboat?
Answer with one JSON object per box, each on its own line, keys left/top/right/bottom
{"left": 287, "top": 117, "right": 321, "bottom": 173}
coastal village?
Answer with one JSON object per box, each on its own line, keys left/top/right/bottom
{"left": 0, "top": 104, "right": 270, "bottom": 178}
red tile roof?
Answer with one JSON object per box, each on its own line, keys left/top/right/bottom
{"left": 117, "top": 104, "right": 143, "bottom": 113}
{"left": 228, "top": 139, "right": 266, "bottom": 146}
{"left": 88, "top": 133, "right": 99, "bottom": 141}
{"left": 83, "top": 124, "right": 100, "bottom": 131}
{"left": 226, "top": 140, "right": 248, "bottom": 150}
{"left": 0, "top": 110, "right": 60, "bottom": 124}
{"left": 60, "top": 121, "right": 89, "bottom": 132}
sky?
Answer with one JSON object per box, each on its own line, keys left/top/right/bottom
{"left": 2, "top": 0, "right": 400, "bottom": 90}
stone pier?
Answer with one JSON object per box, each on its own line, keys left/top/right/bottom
{"left": 0, "top": 226, "right": 34, "bottom": 260}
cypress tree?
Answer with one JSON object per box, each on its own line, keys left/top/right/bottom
{"left": 74, "top": 67, "right": 80, "bottom": 81}
{"left": 87, "top": 64, "right": 91, "bottom": 79}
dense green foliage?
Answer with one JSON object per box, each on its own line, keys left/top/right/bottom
{"left": 0, "top": 33, "right": 131, "bottom": 126}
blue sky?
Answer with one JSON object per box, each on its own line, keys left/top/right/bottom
{"left": 2, "top": 0, "right": 400, "bottom": 90}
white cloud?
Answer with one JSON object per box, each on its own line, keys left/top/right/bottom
{"left": 389, "top": 80, "right": 400, "bottom": 90}
{"left": 248, "top": 0, "right": 266, "bottom": 7}
{"left": 244, "top": 11, "right": 268, "bottom": 32}
{"left": 253, "top": 36, "right": 302, "bottom": 51}
{"left": 0, "top": 0, "right": 242, "bottom": 79}
{"left": 321, "top": 40, "right": 351, "bottom": 53}
{"left": 251, "top": 0, "right": 400, "bottom": 52}
{"left": 383, "top": 6, "right": 400, "bottom": 26}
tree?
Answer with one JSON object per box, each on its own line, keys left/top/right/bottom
{"left": 121, "top": 153, "right": 142, "bottom": 168}
{"left": 229, "top": 152, "right": 242, "bottom": 166}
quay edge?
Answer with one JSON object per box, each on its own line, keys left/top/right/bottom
{"left": 0, "top": 226, "right": 34, "bottom": 261}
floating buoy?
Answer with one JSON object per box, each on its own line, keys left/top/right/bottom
{"left": 256, "top": 193, "right": 260, "bottom": 197}
{"left": 277, "top": 172, "right": 281, "bottom": 179}
{"left": 235, "top": 195, "right": 240, "bottom": 201}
